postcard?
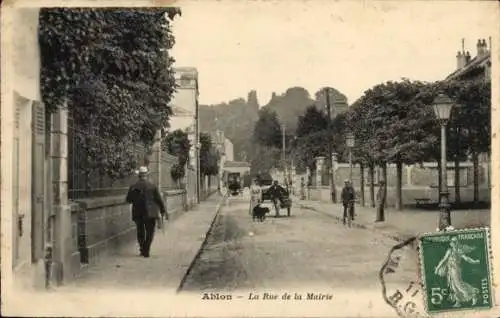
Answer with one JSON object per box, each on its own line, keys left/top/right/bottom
{"left": 1, "top": 1, "right": 499, "bottom": 317}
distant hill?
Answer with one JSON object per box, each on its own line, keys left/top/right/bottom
{"left": 198, "top": 87, "right": 347, "bottom": 161}
{"left": 199, "top": 91, "right": 259, "bottom": 160}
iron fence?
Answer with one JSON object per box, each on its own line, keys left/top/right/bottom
{"left": 68, "top": 115, "right": 150, "bottom": 200}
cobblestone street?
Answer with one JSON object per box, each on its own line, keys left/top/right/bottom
{"left": 181, "top": 195, "right": 418, "bottom": 292}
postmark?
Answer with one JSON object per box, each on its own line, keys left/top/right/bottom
{"left": 379, "top": 236, "right": 429, "bottom": 318}
{"left": 418, "top": 228, "right": 494, "bottom": 314}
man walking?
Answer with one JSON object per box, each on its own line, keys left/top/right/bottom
{"left": 341, "top": 179, "right": 355, "bottom": 226}
{"left": 126, "top": 166, "right": 168, "bottom": 258}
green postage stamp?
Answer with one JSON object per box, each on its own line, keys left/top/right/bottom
{"left": 418, "top": 228, "right": 493, "bottom": 314}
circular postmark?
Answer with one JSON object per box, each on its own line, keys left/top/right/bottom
{"left": 379, "top": 236, "right": 430, "bottom": 318}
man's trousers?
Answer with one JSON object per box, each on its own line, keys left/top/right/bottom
{"left": 134, "top": 217, "right": 157, "bottom": 256}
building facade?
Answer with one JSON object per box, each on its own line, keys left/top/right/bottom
{"left": 2, "top": 7, "right": 47, "bottom": 289}
{"left": 211, "top": 130, "right": 235, "bottom": 188}
{"left": 168, "top": 67, "right": 200, "bottom": 169}
{"left": 223, "top": 138, "right": 234, "bottom": 162}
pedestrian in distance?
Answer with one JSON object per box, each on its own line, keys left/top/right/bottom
{"left": 249, "top": 178, "right": 263, "bottom": 216}
{"left": 126, "top": 166, "right": 168, "bottom": 258}
{"left": 341, "top": 179, "right": 355, "bottom": 226}
{"left": 300, "top": 177, "right": 306, "bottom": 200}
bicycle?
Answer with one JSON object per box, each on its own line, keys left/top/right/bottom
{"left": 343, "top": 200, "right": 355, "bottom": 227}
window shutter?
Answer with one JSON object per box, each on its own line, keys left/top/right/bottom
{"left": 31, "top": 101, "right": 45, "bottom": 262}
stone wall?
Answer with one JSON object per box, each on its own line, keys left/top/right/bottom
{"left": 301, "top": 161, "right": 491, "bottom": 206}
{"left": 65, "top": 189, "right": 187, "bottom": 281}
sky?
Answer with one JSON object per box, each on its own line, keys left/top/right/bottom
{"left": 169, "top": 0, "right": 497, "bottom": 106}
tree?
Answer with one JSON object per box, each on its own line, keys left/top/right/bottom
{"left": 253, "top": 108, "right": 283, "bottom": 148}
{"left": 163, "top": 129, "right": 191, "bottom": 182}
{"left": 454, "top": 79, "right": 491, "bottom": 203}
{"left": 296, "top": 105, "right": 328, "bottom": 138}
{"left": 411, "top": 78, "right": 490, "bottom": 205}
{"left": 199, "top": 133, "right": 220, "bottom": 176}
{"left": 351, "top": 80, "right": 438, "bottom": 211}
{"left": 294, "top": 130, "right": 331, "bottom": 172}
{"left": 249, "top": 145, "right": 281, "bottom": 176}
{"left": 39, "top": 8, "right": 181, "bottom": 180}
{"left": 435, "top": 78, "right": 491, "bottom": 203}
{"left": 346, "top": 100, "right": 378, "bottom": 207}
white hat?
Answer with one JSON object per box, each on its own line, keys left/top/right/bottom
{"left": 137, "top": 166, "right": 149, "bottom": 175}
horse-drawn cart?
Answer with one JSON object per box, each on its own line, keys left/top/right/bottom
{"left": 227, "top": 172, "right": 242, "bottom": 196}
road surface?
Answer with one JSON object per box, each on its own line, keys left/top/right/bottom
{"left": 181, "top": 193, "right": 419, "bottom": 292}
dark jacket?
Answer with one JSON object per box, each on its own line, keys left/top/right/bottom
{"left": 341, "top": 186, "right": 355, "bottom": 204}
{"left": 126, "top": 179, "right": 167, "bottom": 221}
{"left": 268, "top": 184, "right": 287, "bottom": 200}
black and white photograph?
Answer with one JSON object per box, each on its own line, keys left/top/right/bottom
{"left": 1, "top": 1, "right": 499, "bottom": 317}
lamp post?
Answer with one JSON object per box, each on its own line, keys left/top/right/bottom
{"left": 345, "top": 132, "right": 355, "bottom": 182}
{"left": 433, "top": 93, "right": 455, "bottom": 231}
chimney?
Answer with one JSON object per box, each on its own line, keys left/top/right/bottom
{"left": 476, "top": 39, "right": 483, "bottom": 56}
{"left": 456, "top": 51, "right": 465, "bottom": 69}
{"left": 477, "top": 39, "right": 485, "bottom": 56}
{"left": 482, "top": 39, "right": 488, "bottom": 53}
{"left": 465, "top": 51, "right": 471, "bottom": 64}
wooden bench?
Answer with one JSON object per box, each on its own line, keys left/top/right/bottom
{"left": 415, "top": 198, "right": 431, "bottom": 207}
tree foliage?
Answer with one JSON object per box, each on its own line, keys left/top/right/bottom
{"left": 163, "top": 129, "right": 191, "bottom": 166}
{"left": 436, "top": 78, "right": 491, "bottom": 156}
{"left": 294, "top": 130, "right": 330, "bottom": 171}
{"left": 200, "top": 133, "right": 220, "bottom": 176}
{"left": 296, "top": 105, "right": 328, "bottom": 138}
{"left": 39, "top": 8, "right": 181, "bottom": 179}
{"left": 162, "top": 129, "right": 191, "bottom": 181}
{"left": 249, "top": 145, "right": 281, "bottom": 176}
{"left": 253, "top": 108, "right": 283, "bottom": 148}
{"left": 349, "top": 80, "right": 436, "bottom": 166}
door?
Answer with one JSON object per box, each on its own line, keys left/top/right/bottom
{"left": 31, "top": 101, "right": 45, "bottom": 262}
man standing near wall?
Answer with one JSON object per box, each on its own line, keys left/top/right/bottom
{"left": 341, "top": 180, "right": 355, "bottom": 226}
{"left": 126, "top": 166, "right": 168, "bottom": 258}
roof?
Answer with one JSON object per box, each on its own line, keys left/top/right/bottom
{"left": 174, "top": 67, "right": 198, "bottom": 80}
{"left": 446, "top": 52, "right": 490, "bottom": 81}
{"left": 224, "top": 161, "right": 251, "bottom": 168}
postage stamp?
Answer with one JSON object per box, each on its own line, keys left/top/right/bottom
{"left": 418, "top": 228, "right": 493, "bottom": 314}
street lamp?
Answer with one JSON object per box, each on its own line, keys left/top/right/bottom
{"left": 432, "top": 93, "right": 455, "bottom": 231}
{"left": 345, "top": 132, "right": 355, "bottom": 182}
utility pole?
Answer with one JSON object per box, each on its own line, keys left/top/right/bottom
{"left": 325, "top": 89, "right": 337, "bottom": 203}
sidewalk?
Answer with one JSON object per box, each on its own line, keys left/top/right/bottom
{"left": 295, "top": 197, "right": 490, "bottom": 241}
{"left": 58, "top": 193, "right": 226, "bottom": 293}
